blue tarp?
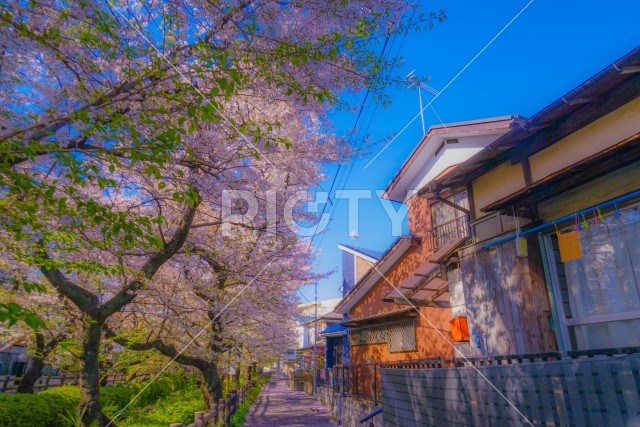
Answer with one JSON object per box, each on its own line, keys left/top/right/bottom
{"left": 320, "top": 323, "right": 345, "bottom": 335}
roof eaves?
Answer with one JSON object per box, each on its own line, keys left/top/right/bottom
{"left": 433, "top": 46, "right": 640, "bottom": 190}
{"left": 384, "top": 115, "right": 523, "bottom": 202}
{"left": 337, "top": 244, "right": 381, "bottom": 262}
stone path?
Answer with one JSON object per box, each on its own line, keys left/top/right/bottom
{"left": 243, "top": 376, "right": 337, "bottom": 427}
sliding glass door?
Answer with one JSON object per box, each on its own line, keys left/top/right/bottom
{"left": 542, "top": 206, "right": 640, "bottom": 350}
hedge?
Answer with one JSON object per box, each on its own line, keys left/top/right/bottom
{"left": 0, "top": 375, "right": 193, "bottom": 427}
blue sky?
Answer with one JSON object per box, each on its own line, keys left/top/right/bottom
{"left": 299, "top": 0, "right": 640, "bottom": 303}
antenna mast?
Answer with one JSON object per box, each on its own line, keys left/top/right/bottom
{"left": 406, "top": 70, "right": 439, "bottom": 137}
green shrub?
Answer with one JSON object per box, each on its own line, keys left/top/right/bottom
{"left": 40, "top": 386, "right": 82, "bottom": 427}
{"left": 0, "top": 374, "right": 194, "bottom": 427}
{"left": 0, "top": 393, "right": 58, "bottom": 427}
{"left": 0, "top": 386, "right": 81, "bottom": 427}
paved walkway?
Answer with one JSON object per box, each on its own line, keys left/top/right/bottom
{"left": 243, "top": 376, "right": 337, "bottom": 427}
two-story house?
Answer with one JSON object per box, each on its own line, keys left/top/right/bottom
{"left": 335, "top": 115, "right": 528, "bottom": 364}
{"left": 425, "top": 46, "right": 640, "bottom": 356}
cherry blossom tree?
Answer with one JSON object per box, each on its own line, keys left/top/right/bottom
{"left": 107, "top": 226, "right": 313, "bottom": 407}
{"left": 0, "top": 1, "right": 445, "bottom": 425}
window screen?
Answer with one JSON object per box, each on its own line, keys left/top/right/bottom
{"left": 350, "top": 321, "right": 417, "bottom": 352}
{"left": 350, "top": 325, "right": 387, "bottom": 345}
{"left": 388, "top": 321, "right": 417, "bottom": 352}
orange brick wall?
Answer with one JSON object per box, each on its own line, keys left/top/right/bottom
{"left": 407, "top": 194, "right": 431, "bottom": 236}
{"left": 350, "top": 309, "right": 453, "bottom": 364}
{"left": 349, "top": 194, "right": 454, "bottom": 364}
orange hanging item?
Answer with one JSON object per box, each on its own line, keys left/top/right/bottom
{"left": 558, "top": 230, "right": 583, "bottom": 262}
{"left": 450, "top": 316, "right": 470, "bottom": 342}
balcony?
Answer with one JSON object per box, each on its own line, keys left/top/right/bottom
{"left": 426, "top": 214, "right": 470, "bottom": 254}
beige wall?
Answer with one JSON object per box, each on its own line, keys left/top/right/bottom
{"left": 471, "top": 161, "right": 526, "bottom": 218}
{"left": 355, "top": 256, "right": 373, "bottom": 282}
{"left": 538, "top": 160, "right": 640, "bottom": 221}
{"left": 530, "top": 97, "right": 640, "bottom": 182}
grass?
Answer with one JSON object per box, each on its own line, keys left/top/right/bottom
{"left": 117, "top": 375, "right": 270, "bottom": 427}
{"left": 230, "top": 375, "right": 271, "bottom": 427}
{"left": 117, "top": 383, "right": 205, "bottom": 427}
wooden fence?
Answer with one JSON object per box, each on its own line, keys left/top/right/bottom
{"left": 169, "top": 376, "right": 264, "bottom": 427}
{"left": 380, "top": 347, "right": 640, "bottom": 427}
{"left": 0, "top": 373, "right": 126, "bottom": 393}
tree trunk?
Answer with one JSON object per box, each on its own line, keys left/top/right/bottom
{"left": 200, "top": 364, "right": 222, "bottom": 409}
{"left": 16, "top": 331, "right": 46, "bottom": 393}
{"left": 79, "top": 319, "right": 104, "bottom": 427}
{"left": 17, "top": 357, "right": 44, "bottom": 393}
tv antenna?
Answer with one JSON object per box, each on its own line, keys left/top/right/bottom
{"left": 406, "top": 70, "right": 439, "bottom": 136}
{"left": 349, "top": 231, "right": 366, "bottom": 248}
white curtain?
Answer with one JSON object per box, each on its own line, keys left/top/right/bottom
{"left": 564, "top": 207, "right": 640, "bottom": 349}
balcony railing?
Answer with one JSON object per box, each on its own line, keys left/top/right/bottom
{"left": 426, "top": 214, "right": 470, "bottom": 252}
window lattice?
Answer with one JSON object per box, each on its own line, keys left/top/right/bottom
{"left": 350, "top": 325, "right": 387, "bottom": 345}
{"left": 388, "top": 321, "right": 417, "bottom": 352}
{"left": 350, "top": 321, "right": 417, "bottom": 352}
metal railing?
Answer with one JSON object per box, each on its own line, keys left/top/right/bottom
{"left": 426, "top": 214, "right": 470, "bottom": 252}
{"left": 316, "top": 364, "right": 382, "bottom": 404}
{"left": 359, "top": 407, "right": 383, "bottom": 426}
{"left": 0, "top": 373, "right": 126, "bottom": 393}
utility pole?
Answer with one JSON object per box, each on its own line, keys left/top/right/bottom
{"left": 312, "top": 281, "right": 318, "bottom": 398}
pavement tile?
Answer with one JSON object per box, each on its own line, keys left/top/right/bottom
{"left": 243, "top": 376, "right": 337, "bottom": 427}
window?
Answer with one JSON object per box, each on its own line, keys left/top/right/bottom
{"left": 350, "top": 325, "right": 387, "bottom": 345}
{"left": 388, "top": 321, "right": 417, "bottom": 352}
{"left": 544, "top": 205, "right": 640, "bottom": 350}
{"left": 350, "top": 321, "right": 417, "bottom": 352}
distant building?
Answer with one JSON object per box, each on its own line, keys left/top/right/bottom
{"left": 0, "top": 344, "right": 28, "bottom": 376}
{"left": 282, "top": 298, "right": 342, "bottom": 373}
{"left": 319, "top": 245, "right": 380, "bottom": 368}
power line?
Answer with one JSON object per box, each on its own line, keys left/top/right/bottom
{"left": 306, "top": 33, "right": 392, "bottom": 256}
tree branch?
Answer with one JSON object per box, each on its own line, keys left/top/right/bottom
{"left": 98, "top": 192, "right": 201, "bottom": 319}
{"left": 38, "top": 248, "right": 100, "bottom": 317}
{"left": 186, "top": 246, "right": 226, "bottom": 273}
{"left": 104, "top": 326, "right": 207, "bottom": 371}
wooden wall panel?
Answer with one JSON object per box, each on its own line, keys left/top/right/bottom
{"left": 460, "top": 236, "right": 557, "bottom": 357}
